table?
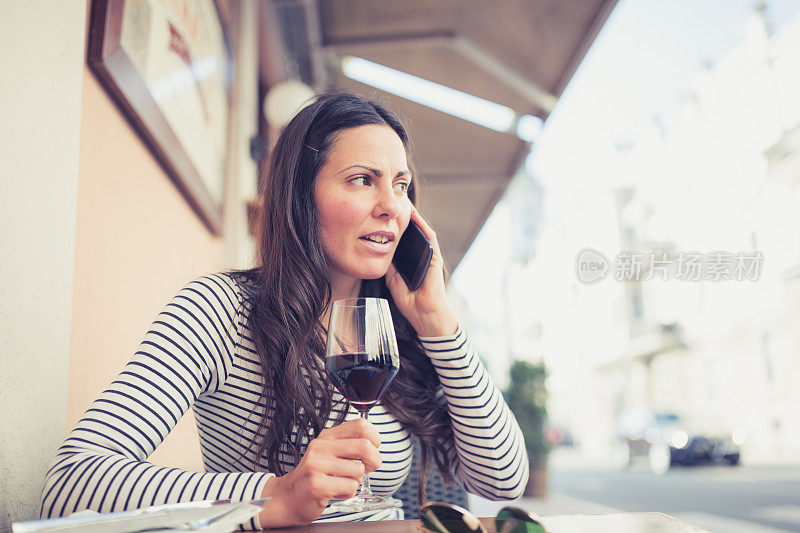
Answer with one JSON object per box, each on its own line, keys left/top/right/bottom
{"left": 264, "top": 513, "right": 708, "bottom": 532}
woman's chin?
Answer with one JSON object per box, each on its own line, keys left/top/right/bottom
{"left": 357, "top": 264, "right": 392, "bottom": 281}
{"left": 361, "top": 271, "right": 389, "bottom": 281}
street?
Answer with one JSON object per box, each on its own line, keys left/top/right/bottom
{"left": 468, "top": 450, "right": 800, "bottom": 532}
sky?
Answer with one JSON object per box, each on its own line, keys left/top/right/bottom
{"left": 452, "top": 0, "right": 800, "bottom": 316}
{"left": 535, "top": 0, "right": 800, "bottom": 191}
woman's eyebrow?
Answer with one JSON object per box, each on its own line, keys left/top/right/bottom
{"left": 337, "top": 164, "right": 412, "bottom": 179}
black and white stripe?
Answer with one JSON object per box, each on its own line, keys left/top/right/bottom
{"left": 40, "top": 274, "right": 527, "bottom": 529}
{"left": 419, "top": 330, "right": 529, "bottom": 500}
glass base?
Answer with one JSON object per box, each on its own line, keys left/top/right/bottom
{"left": 328, "top": 495, "right": 403, "bottom": 513}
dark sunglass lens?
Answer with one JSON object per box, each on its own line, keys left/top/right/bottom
{"left": 420, "top": 505, "right": 483, "bottom": 533}
{"left": 495, "top": 508, "right": 546, "bottom": 533}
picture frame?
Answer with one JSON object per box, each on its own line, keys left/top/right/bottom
{"left": 88, "top": 0, "right": 234, "bottom": 235}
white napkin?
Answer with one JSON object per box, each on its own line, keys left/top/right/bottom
{"left": 12, "top": 499, "right": 267, "bottom": 533}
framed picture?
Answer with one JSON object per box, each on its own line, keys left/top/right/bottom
{"left": 88, "top": 0, "right": 234, "bottom": 235}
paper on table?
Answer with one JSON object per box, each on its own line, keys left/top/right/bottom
{"left": 12, "top": 499, "right": 268, "bottom": 533}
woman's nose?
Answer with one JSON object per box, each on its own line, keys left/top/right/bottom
{"left": 373, "top": 183, "right": 401, "bottom": 220}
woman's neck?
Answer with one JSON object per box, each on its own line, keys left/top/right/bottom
{"left": 319, "top": 272, "right": 362, "bottom": 329}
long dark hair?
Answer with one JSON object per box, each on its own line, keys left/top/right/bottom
{"left": 234, "top": 93, "right": 454, "bottom": 504}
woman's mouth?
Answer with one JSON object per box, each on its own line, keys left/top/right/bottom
{"left": 359, "top": 236, "right": 393, "bottom": 254}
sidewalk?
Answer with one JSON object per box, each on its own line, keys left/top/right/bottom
{"left": 467, "top": 448, "right": 622, "bottom": 518}
{"left": 468, "top": 491, "right": 622, "bottom": 519}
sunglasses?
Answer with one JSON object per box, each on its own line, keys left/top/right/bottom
{"left": 419, "top": 502, "right": 547, "bottom": 533}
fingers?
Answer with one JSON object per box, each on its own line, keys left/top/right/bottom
{"left": 384, "top": 263, "right": 407, "bottom": 295}
{"left": 307, "top": 437, "right": 381, "bottom": 473}
{"left": 410, "top": 207, "right": 438, "bottom": 246}
{"left": 324, "top": 455, "right": 367, "bottom": 479}
{"left": 310, "top": 419, "right": 382, "bottom": 473}
{"left": 304, "top": 439, "right": 371, "bottom": 476}
{"left": 329, "top": 476, "right": 361, "bottom": 500}
{"left": 306, "top": 472, "right": 359, "bottom": 502}
{"left": 324, "top": 438, "right": 382, "bottom": 472}
{"left": 410, "top": 209, "right": 444, "bottom": 265}
{"left": 319, "top": 417, "right": 381, "bottom": 448}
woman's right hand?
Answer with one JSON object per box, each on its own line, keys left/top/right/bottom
{"left": 257, "top": 417, "right": 382, "bottom": 527}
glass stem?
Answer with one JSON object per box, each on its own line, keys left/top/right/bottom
{"left": 357, "top": 409, "right": 372, "bottom": 498}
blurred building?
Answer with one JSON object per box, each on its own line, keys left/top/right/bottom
{"left": 449, "top": 166, "right": 548, "bottom": 388}
{"left": 545, "top": 7, "right": 800, "bottom": 463}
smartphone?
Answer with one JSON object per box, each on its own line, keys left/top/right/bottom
{"left": 392, "top": 219, "right": 434, "bottom": 291}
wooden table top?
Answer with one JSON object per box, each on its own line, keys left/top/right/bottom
{"left": 258, "top": 512, "right": 707, "bottom": 532}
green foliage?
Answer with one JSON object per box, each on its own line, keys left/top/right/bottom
{"left": 504, "top": 360, "right": 550, "bottom": 467}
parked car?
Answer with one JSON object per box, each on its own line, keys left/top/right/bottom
{"left": 613, "top": 409, "right": 745, "bottom": 474}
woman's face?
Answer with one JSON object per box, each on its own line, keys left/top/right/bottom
{"left": 314, "top": 124, "right": 413, "bottom": 286}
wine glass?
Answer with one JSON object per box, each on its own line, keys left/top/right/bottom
{"left": 325, "top": 297, "right": 402, "bottom": 512}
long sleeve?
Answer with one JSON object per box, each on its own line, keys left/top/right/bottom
{"left": 418, "top": 326, "right": 529, "bottom": 500}
{"left": 39, "top": 274, "right": 271, "bottom": 530}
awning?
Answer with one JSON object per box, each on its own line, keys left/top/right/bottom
{"left": 260, "top": 0, "right": 617, "bottom": 269}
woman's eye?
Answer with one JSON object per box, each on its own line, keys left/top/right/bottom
{"left": 350, "top": 176, "right": 370, "bottom": 186}
{"left": 394, "top": 182, "right": 409, "bottom": 194}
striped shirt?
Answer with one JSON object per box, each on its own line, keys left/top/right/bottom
{"left": 40, "top": 273, "right": 528, "bottom": 529}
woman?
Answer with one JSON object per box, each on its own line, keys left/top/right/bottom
{"left": 40, "top": 93, "right": 528, "bottom": 529}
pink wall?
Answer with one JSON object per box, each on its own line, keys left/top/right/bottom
{"left": 66, "top": 66, "right": 232, "bottom": 471}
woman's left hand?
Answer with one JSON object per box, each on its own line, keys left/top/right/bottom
{"left": 385, "top": 207, "right": 459, "bottom": 337}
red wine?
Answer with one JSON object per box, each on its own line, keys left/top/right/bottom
{"left": 326, "top": 353, "right": 398, "bottom": 411}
